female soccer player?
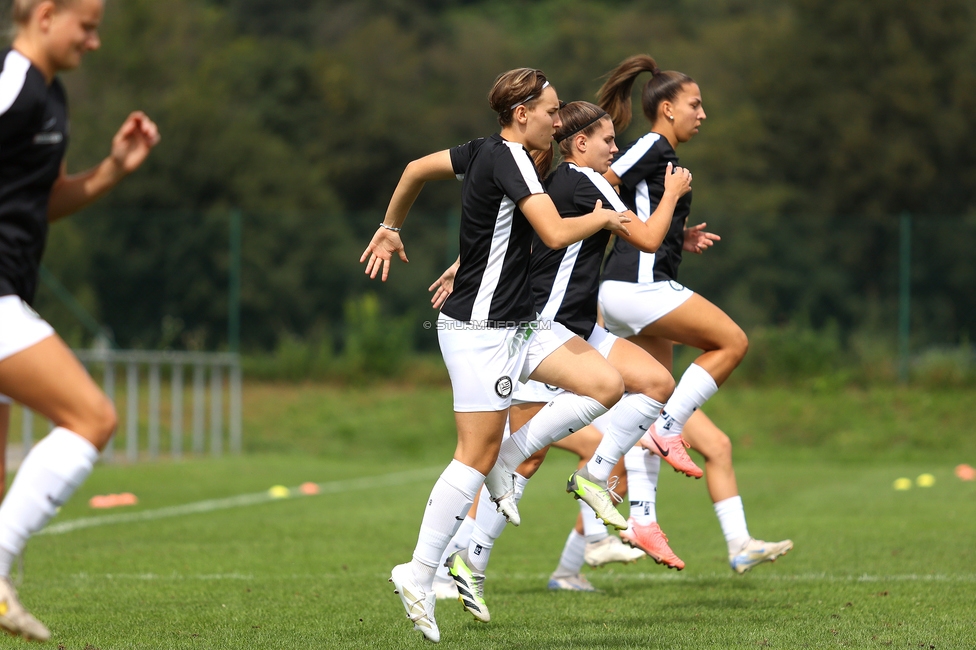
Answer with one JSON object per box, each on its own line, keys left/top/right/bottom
{"left": 0, "top": 0, "right": 160, "bottom": 639}
{"left": 425, "top": 101, "right": 690, "bottom": 622}
{"left": 360, "top": 69, "right": 632, "bottom": 643}
{"left": 595, "top": 54, "right": 792, "bottom": 573}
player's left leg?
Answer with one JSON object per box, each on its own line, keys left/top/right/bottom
{"left": 680, "top": 410, "right": 793, "bottom": 573}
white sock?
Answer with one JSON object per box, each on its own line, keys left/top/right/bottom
{"left": 486, "top": 394, "right": 606, "bottom": 498}
{"left": 655, "top": 364, "right": 718, "bottom": 438}
{"left": 586, "top": 393, "right": 664, "bottom": 482}
{"left": 436, "top": 515, "right": 476, "bottom": 581}
{"left": 467, "top": 473, "right": 529, "bottom": 573}
{"left": 714, "top": 495, "right": 750, "bottom": 554}
{"left": 552, "top": 530, "right": 586, "bottom": 577}
{"left": 411, "top": 460, "right": 484, "bottom": 589}
{"left": 580, "top": 501, "right": 608, "bottom": 543}
{"left": 0, "top": 427, "right": 99, "bottom": 576}
{"left": 625, "top": 447, "right": 660, "bottom": 525}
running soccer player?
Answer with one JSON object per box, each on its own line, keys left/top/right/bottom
{"left": 594, "top": 54, "right": 793, "bottom": 573}
{"left": 435, "top": 101, "right": 690, "bottom": 620}
{"left": 360, "top": 69, "right": 631, "bottom": 643}
{"left": 0, "top": 0, "right": 160, "bottom": 639}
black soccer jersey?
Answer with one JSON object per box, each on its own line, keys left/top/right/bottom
{"left": 602, "top": 132, "right": 691, "bottom": 284}
{"left": 440, "top": 133, "right": 546, "bottom": 325}
{"left": 0, "top": 48, "right": 69, "bottom": 305}
{"left": 531, "top": 163, "right": 628, "bottom": 338}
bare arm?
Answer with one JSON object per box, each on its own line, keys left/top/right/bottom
{"left": 616, "top": 163, "right": 692, "bottom": 253}
{"left": 360, "top": 150, "right": 456, "bottom": 281}
{"left": 519, "top": 195, "right": 630, "bottom": 250}
{"left": 47, "top": 112, "right": 160, "bottom": 222}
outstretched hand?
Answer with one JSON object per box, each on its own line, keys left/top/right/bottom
{"left": 360, "top": 227, "right": 409, "bottom": 281}
{"left": 683, "top": 222, "right": 720, "bottom": 254}
{"left": 429, "top": 259, "right": 460, "bottom": 309}
{"left": 110, "top": 111, "right": 160, "bottom": 175}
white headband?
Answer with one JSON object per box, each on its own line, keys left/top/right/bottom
{"left": 510, "top": 81, "right": 550, "bottom": 111}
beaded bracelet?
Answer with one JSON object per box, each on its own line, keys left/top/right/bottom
{"left": 379, "top": 222, "right": 402, "bottom": 232}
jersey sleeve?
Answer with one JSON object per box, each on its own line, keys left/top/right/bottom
{"left": 449, "top": 138, "right": 485, "bottom": 180}
{"left": 609, "top": 134, "right": 662, "bottom": 191}
{"left": 0, "top": 51, "right": 35, "bottom": 145}
{"left": 574, "top": 172, "right": 628, "bottom": 214}
{"left": 494, "top": 144, "right": 545, "bottom": 203}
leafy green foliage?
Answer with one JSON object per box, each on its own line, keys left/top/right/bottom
{"left": 20, "top": 0, "right": 976, "bottom": 353}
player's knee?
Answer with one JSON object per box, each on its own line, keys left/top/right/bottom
{"left": 589, "top": 370, "right": 624, "bottom": 409}
{"left": 634, "top": 368, "right": 675, "bottom": 404}
{"left": 89, "top": 396, "right": 117, "bottom": 448}
{"left": 708, "top": 431, "right": 733, "bottom": 465}
{"left": 727, "top": 326, "right": 749, "bottom": 365}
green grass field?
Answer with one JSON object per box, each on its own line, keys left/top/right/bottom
{"left": 6, "top": 384, "right": 976, "bottom": 648}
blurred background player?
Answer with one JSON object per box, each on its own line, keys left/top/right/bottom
{"left": 0, "top": 0, "right": 160, "bottom": 639}
{"left": 594, "top": 54, "right": 792, "bottom": 573}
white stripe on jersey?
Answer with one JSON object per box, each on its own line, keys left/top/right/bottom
{"left": 570, "top": 164, "right": 629, "bottom": 213}
{"left": 538, "top": 241, "right": 582, "bottom": 321}
{"left": 635, "top": 179, "right": 657, "bottom": 283}
{"left": 470, "top": 196, "right": 516, "bottom": 321}
{"left": 468, "top": 143, "right": 544, "bottom": 321}
{"left": 503, "top": 141, "right": 545, "bottom": 195}
{"left": 610, "top": 132, "right": 662, "bottom": 178}
{"left": 0, "top": 50, "right": 30, "bottom": 117}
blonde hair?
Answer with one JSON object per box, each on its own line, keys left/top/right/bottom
{"left": 12, "top": 0, "right": 74, "bottom": 27}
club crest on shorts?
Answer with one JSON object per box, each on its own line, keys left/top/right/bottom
{"left": 495, "top": 376, "right": 513, "bottom": 398}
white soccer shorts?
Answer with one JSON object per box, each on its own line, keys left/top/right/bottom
{"left": 598, "top": 279, "right": 694, "bottom": 339}
{"left": 437, "top": 313, "right": 575, "bottom": 412}
{"left": 0, "top": 295, "right": 54, "bottom": 364}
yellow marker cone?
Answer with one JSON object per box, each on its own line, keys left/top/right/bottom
{"left": 916, "top": 473, "right": 935, "bottom": 488}
{"left": 893, "top": 478, "right": 912, "bottom": 491}
{"left": 268, "top": 485, "right": 290, "bottom": 498}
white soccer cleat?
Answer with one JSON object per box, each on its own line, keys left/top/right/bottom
{"left": 729, "top": 538, "right": 794, "bottom": 574}
{"left": 390, "top": 563, "right": 440, "bottom": 643}
{"left": 547, "top": 573, "right": 598, "bottom": 592}
{"left": 566, "top": 468, "right": 627, "bottom": 530}
{"left": 484, "top": 464, "right": 520, "bottom": 526}
{"left": 445, "top": 550, "right": 490, "bottom": 623}
{"left": 431, "top": 575, "right": 458, "bottom": 601}
{"left": 0, "top": 577, "right": 50, "bottom": 641}
{"left": 584, "top": 535, "right": 645, "bottom": 568}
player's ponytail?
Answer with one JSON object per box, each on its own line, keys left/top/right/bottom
{"left": 597, "top": 54, "right": 693, "bottom": 131}
{"left": 488, "top": 68, "right": 550, "bottom": 128}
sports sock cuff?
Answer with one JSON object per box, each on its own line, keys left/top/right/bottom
{"left": 442, "top": 460, "right": 486, "bottom": 500}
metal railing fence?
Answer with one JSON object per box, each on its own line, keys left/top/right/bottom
{"left": 16, "top": 350, "right": 241, "bottom": 462}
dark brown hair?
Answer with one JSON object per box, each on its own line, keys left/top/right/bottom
{"left": 597, "top": 54, "right": 693, "bottom": 132}
{"left": 488, "top": 68, "right": 550, "bottom": 127}
{"left": 533, "top": 101, "right": 610, "bottom": 177}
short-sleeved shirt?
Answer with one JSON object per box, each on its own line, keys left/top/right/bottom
{"left": 441, "top": 133, "right": 546, "bottom": 325}
{"left": 0, "top": 48, "right": 68, "bottom": 305}
{"left": 530, "top": 162, "right": 627, "bottom": 337}
{"left": 602, "top": 132, "right": 691, "bottom": 284}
